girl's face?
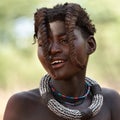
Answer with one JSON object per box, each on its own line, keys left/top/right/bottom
{"left": 37, "top": 20, "right": 95, "bottom": 80}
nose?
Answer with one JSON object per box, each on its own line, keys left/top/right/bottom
{"left": 49, "top": 42, "right": 61, "bottom": 55}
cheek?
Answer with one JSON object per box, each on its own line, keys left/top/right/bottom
{"left": 75, "top": 45, "right": 88, "bottom": 65}
{"left": 37, "top": 48, "right": 46, "bottom": 66}
{"left": 37, "top": 48, "right": 52, "bottom": 74}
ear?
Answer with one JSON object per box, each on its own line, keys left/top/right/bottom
{"left": 86, "top": 35, "right": 96, "bottom": 55}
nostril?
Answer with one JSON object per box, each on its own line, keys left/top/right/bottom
{"left": 49, "top": 42, "right": 61, "bottom": 55}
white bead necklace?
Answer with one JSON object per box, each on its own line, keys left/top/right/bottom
{"left": 39, "top": 74, "right": 103, "bottom": 120}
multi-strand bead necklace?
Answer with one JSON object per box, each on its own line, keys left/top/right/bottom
{"left": 49, "top": 80, "right": 91, "bottom": 106}
{"left": 39, "top": 74, "right": 103, "bottom": 120}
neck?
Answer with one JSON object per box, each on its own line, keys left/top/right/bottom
{"left": 39, "top": 74, "right": 103, "bottom": 120}
{"left": 51, "top": 73, "right": 86, "bottom": 97}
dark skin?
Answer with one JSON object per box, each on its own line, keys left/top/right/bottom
{"left": 4, "top": 21, "right": 120, "bottom": 120}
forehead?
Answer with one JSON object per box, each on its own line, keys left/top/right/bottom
{"left": 49, "top": 20, "right": 66, "bottom": 36}
{"left": 37, "top": 20, "right": 65, "bottom": 38}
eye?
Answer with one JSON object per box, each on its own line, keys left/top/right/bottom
{"left": 59, "top": 36, "right": 68, "bottom": 44}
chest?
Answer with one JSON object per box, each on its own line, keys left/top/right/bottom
{"left": 21, "top": 103, "right": 111, "bottom": 120}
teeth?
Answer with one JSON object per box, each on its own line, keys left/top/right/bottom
{"left": 51, "top": 60, "right": 63, "bottom": 65}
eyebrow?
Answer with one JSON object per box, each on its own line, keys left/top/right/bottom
{"left": 37, "top": 31, "right": 66, "bottom": 40}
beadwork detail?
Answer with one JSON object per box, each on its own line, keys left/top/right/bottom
{"left": 39, "top": 74, "right": 103, "bottom": 120}
{"left": 49, "top": 81, "right": 91, "bottom": 100}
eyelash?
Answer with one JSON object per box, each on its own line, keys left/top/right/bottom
{"left": 37, "top": 36, "right": 68, "bottom": 47}
{"left": 59, "top": 37, "right": 68, "bottom": 44}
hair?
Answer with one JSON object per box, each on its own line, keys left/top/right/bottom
{"left": 33, "top": 3, "right": 96, "bottom": 74}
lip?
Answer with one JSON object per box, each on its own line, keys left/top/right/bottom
{"left": 50, "top": 59, "right": 66, "bottom": 69}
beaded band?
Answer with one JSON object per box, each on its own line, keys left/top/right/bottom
{"left": 39, "top": 74, "right": 103, "bottom": 120}
{"left": 49, "top": 81, "right": 91, "bottom": 101}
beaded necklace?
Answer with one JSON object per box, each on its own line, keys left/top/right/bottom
{"left": 49, "top": 81, "right": 91, "bottom": 106}
{"left": 39, "top": 74, "right": 103, "bottom": 120}
{"left": 49, "top": 81, "right": 91, "bottom": 102}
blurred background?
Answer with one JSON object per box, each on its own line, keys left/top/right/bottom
{"left": 1, "top": 0, "right": 120, "bottom": 119}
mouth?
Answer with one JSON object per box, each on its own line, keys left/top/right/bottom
{"left": 51, "top": 60, "right": 65, "bottom": 69}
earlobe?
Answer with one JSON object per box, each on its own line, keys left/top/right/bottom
{"left": 86, "top": 35, "right": 96, "bottom": 55}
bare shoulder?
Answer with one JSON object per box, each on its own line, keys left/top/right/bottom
{"left": 102, "top": 88, "right": 120, "bottom": 102}
{"left": 102, "top": 88, "right": 120, "bottom": 105}
{"left": 102, "top": 87, "right": 119, "bottom": 96}
{"left": 102, "top": 88, "right": 120, "bottom": 120}
{"left": 5, "top": 88, "right": 41, "bottom": 105}
{"left": 3, "top": 88, "right": 43, "bottom": 120}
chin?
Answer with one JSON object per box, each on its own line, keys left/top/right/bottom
{"left": 50, "top": 74, "right": 62, "bottom": 80}
{"left": 49, "top": 72, "right": 65, "bottom": 81}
